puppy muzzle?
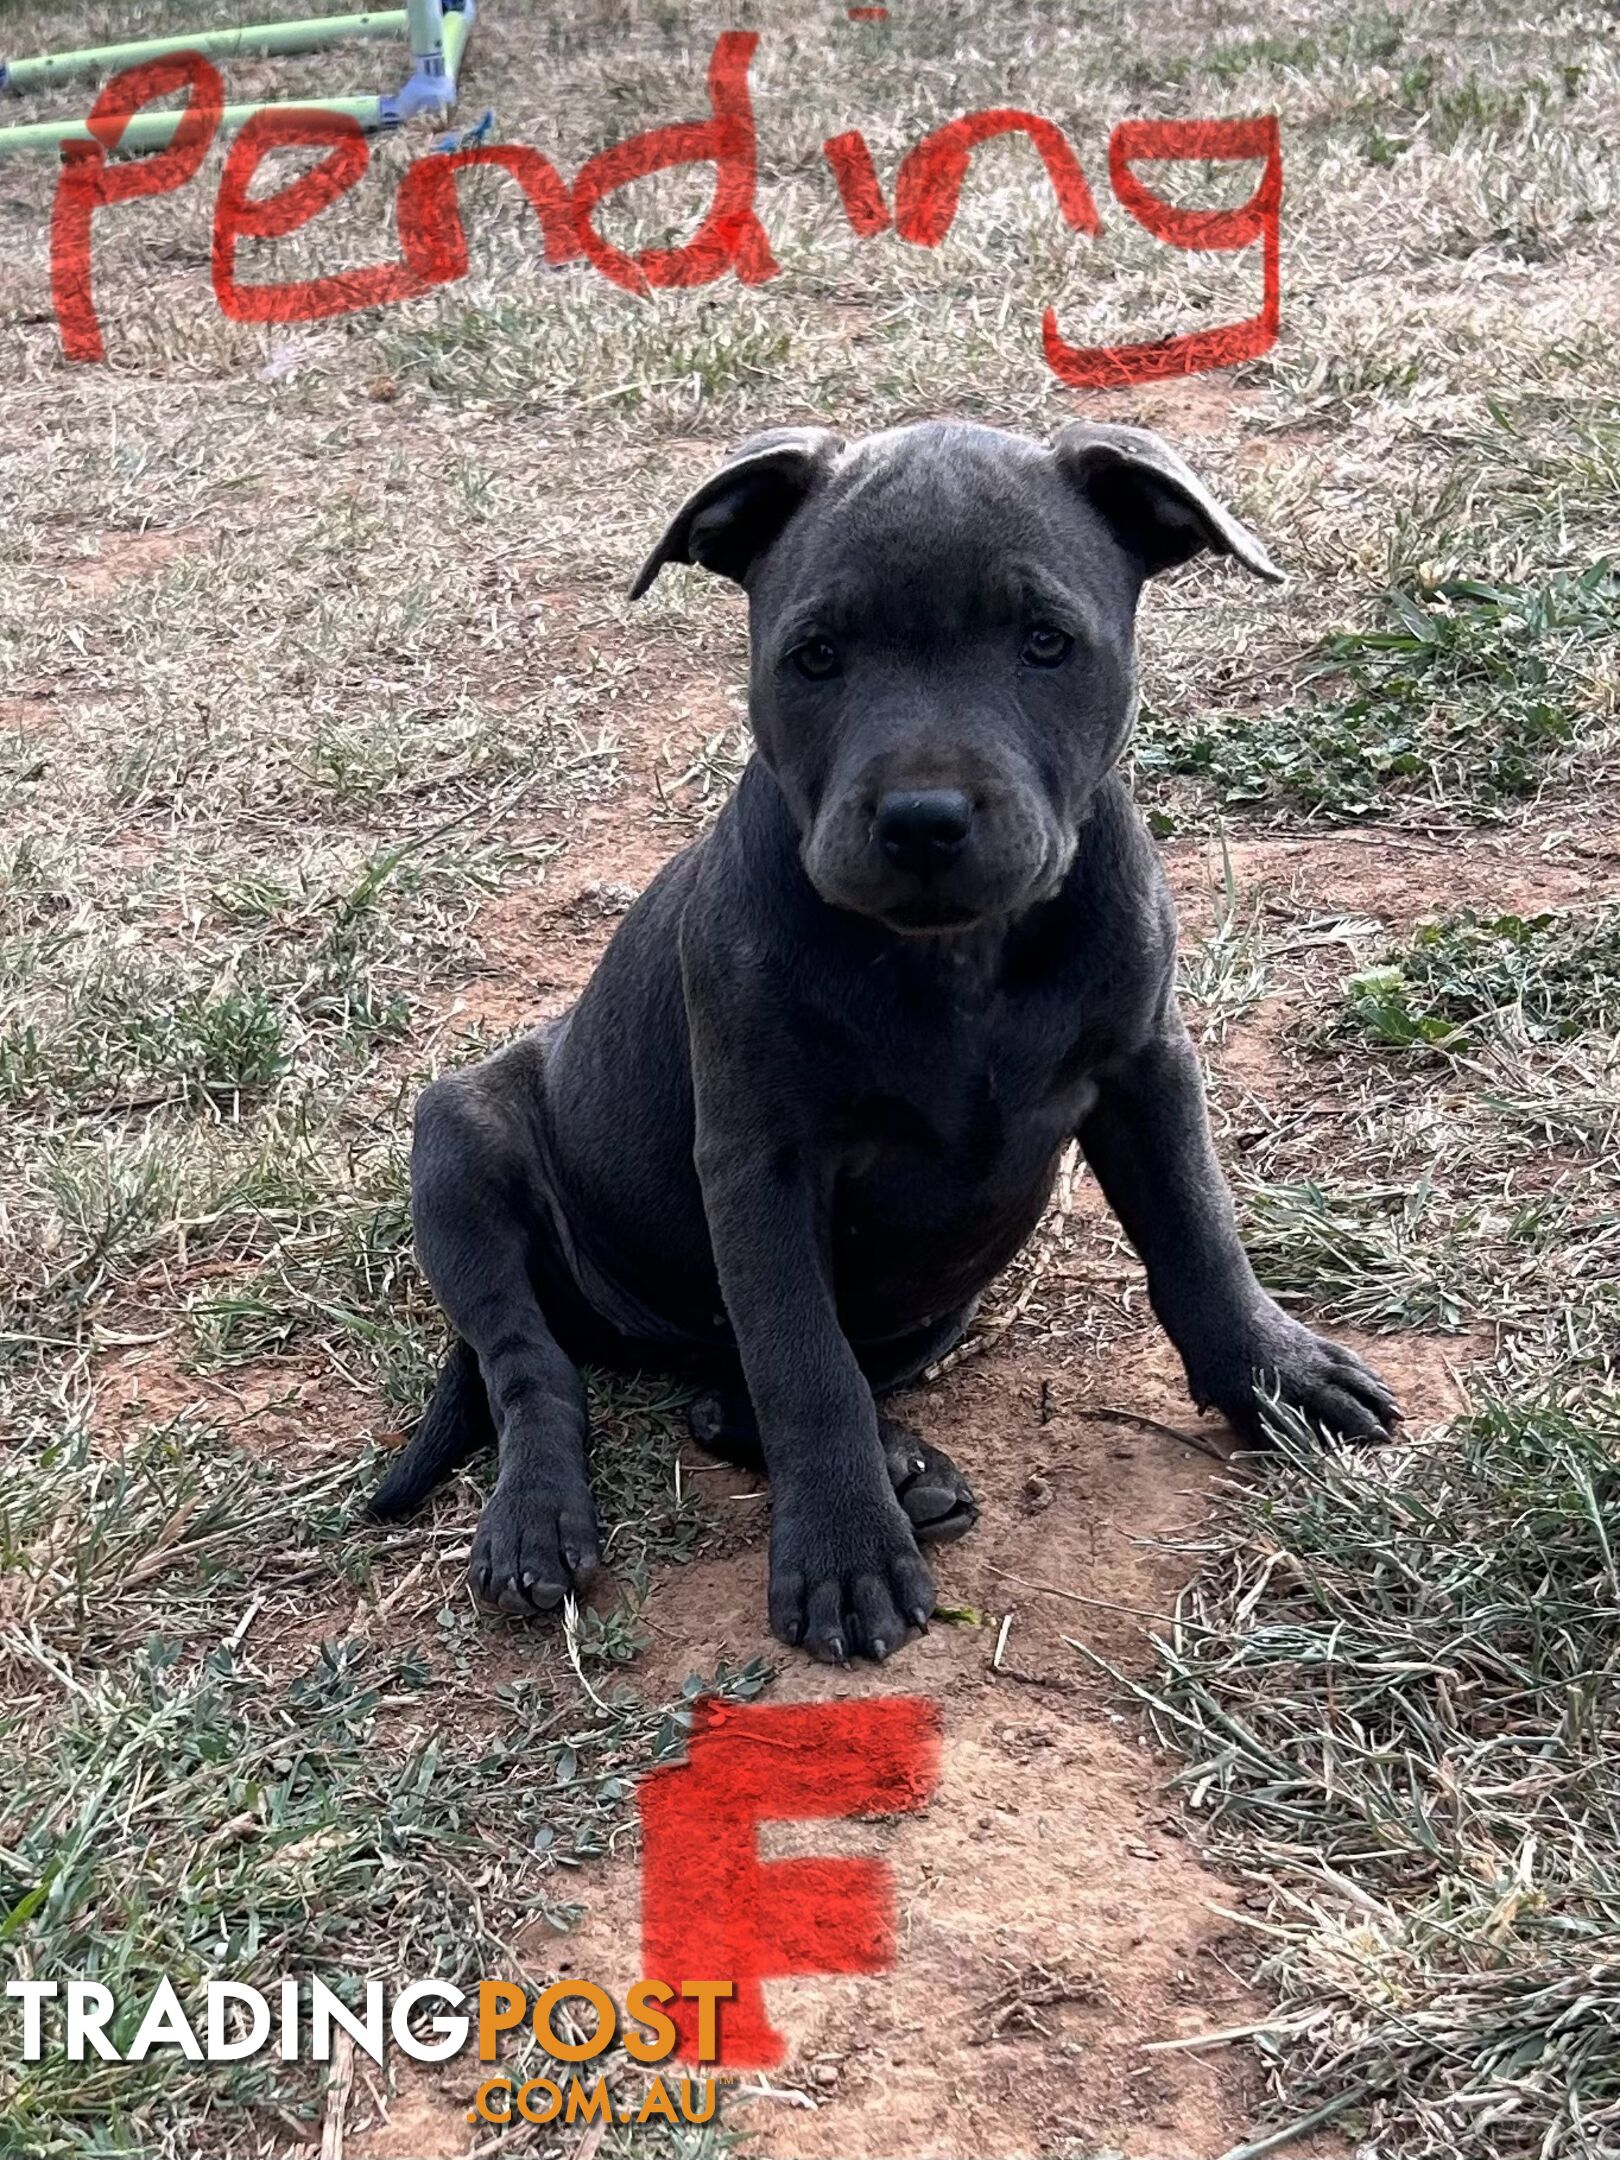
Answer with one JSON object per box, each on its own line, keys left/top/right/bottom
{"left": 802, "top": 780, "right": 1067, "bottom": 933}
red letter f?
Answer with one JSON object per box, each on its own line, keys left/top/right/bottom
{"left": 639, "top": 1695, "right": 941, "bottom": 2067}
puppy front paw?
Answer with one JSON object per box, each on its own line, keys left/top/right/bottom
{"left": 1193, "top": 1301, "right": 1401, "bottom": 1448}
{"left": 470, "top": 1475, "right": 601, "bottom": 1618}
{"left": 768, "top": 1487, "right": 936, "bottom": 1664}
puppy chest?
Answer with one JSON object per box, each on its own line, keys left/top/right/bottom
{"left": 827, "top": 1061, "right": 1093, "bottom": 1221}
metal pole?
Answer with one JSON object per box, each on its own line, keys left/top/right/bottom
{"left": 1, "top": 14, "right": 408, "bottom": 95}
{"left": 406, "top": 0, "right": 447, "bottom": 69}
{"left": 443, "top": 5, "right": 472, "bottom": 84}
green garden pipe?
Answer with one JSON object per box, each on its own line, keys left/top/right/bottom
{"left": 408, "top": 0, "right": 446, "bottom": 65}
{"left": 0, "top": 14, "right": 408, "bottom": 95}
{"left": 0, "top": 0, "right": 472, "bottom": 155}
{"left": 0, "top": 95, "right": 384, "bottom": 156}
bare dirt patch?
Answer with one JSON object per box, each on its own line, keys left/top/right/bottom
{"left": 53, "top": 527, "right": 212, "bottom": 595}
{"left": 0, "top": 694, "right": 56, "bottom": 732}
{"left": 1207, "top": 824, "right": 1620, "bottom": 927}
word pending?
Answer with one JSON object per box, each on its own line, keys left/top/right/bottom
{"left": 52, "top": 34, "right": 1283, "bottom": 381}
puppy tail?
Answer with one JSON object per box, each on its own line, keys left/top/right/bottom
{"left": 369, "top": 1338, "right": 493, "bottom": 1519}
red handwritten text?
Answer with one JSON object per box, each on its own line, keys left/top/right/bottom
{"left": 49, "top": 37, "right": 1283, "bottom": 383}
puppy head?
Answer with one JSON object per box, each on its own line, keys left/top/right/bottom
{"left": 633, "top": 419, "right": 1282, "bottom": 935}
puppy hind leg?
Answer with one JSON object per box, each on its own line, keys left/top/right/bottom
{"left": 688, "top": 1378, "right": 978, "bottom": 1546}
{"left": 855, "top": 1312, "right": 981, "bottom": 1545}
{"left": 878, "top": 1417, "right": 979, "bottom": 1546}
{"left": 464, "top": 1291, "right": 599, "bottom": 1617}
{"left": 411, "top": 1076, "right": 600, "bottom": 1618}
{"left": 369, "top": 1336, "right": 493, "bottom": 1518}
{"left": 687, "top": 1379, "right": 764, "bottom": 1469}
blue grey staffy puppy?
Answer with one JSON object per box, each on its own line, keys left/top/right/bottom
{"left": 372, "top": 419, "right": 1398, "bottom": 1662}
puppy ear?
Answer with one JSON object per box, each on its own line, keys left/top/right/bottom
{"left": 1053, "top": 421, "right": 1284, "bottom": 584}
{"left": 629, "top": 427, "right": 845, "bottom": 599}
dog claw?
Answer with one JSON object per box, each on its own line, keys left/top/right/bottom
{"left": 773, "top": 1520, "right": 937, "bottom": 1667}
{"left": 468, "top": 1478, "right": 598, "bottom": 1620}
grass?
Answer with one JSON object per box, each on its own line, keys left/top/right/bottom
{"left": 1, "top": 1395, "right": 766, "bottom": 2157}
{"left": 0, "top": 0, "right": 1617, "bottom": 2154}
{"left": 1342, "top": 904, "right": 1620, "bottom": 1049}
{"left": 1177, "top": 845, "right": 1271, "bottom": 1041}
{"left": 1103, "top": 1392, "right": 1620, "bottom": 2157}
{"left": 1236, "top": 1178, "right": 1475, "bottom": 1332}
{"left": 1136, "top": 564, "right": 1619, "bottom": 827}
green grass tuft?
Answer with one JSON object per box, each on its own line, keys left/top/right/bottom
{"left": 1137, "top": 565, "right": 1617, "bottom": 824}
{"left": 1342, "top": 905, "right": 1620, "bottom": 1049}
{"left": 1237, "top": 1179, "right": 1474, "bottom": 1332}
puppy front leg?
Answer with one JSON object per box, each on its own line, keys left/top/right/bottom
{"left": 694, "top": 1130, "right": 936, "bottom": 1662}
{"left": 1079, "top": 1023, "right": 1400, "bottom": 1446}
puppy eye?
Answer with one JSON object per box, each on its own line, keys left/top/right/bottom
{"left": 791, "top": 637, "right": 840, "bottom": 681}
{"left": 1021, "top": 626, "right": 1073, "bottom": 668}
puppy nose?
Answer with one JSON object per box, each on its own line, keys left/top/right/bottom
{"left": 874, "top": 789, "right": 973, "bottom": 872}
